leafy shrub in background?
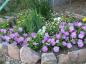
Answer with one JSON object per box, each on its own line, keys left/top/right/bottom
{"left": 16, "top": 9, "right": 44, "bottom": 33}
{"left": 6, "top": 0, "right": 52, "bottom": 20}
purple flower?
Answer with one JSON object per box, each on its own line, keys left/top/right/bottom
{"left": 47, "top": 38, "right": 51, "bottom": 42}
{"left": 43, "top": 36, "right": 49, "bottom": 42}
{"left": 60, "top": 28, "right": 65, "bottom": 33}
{"left": 2, "top": 41, "right": 9, "bottom": 48}
{"left": 4, "top": 36, "right": 10, "bottom": 42}
{"left": 74, "top": 22, "right": 82, "bottom": 27}
{"left": 53, "top": 46, "right": 60, "bottom": 53}
{"left": 15, "top": 37, "right": 24, "bottom": 43}
{"left": 14, "top": 32, "right": 19, "bottom": 37}
{"left": 56, "top": 33, "right": 61, "bottom": 39}
{"left": 23, "top": 37, "right": 32, "bottom": 43}
{"left": 42, "top": 46, "right": 48, "bottom": 52}
{"left": 62, "top": 35, "right": 67, "bottom": 39}
{"left": 71, "top": 31, "right": 77, "bottom": 38}
{"left": 77, "top": 39, "right": 84, "bottom": 48}
{"left": 9, "top": 33, "right": 16, "bottom": 38}
{"left": 50, "top": 38, "right": 56, "bottom": 46}
{"left": 9, "top": 28, "right": 14, "bottom": 32}
{"left": 0, "top": 29, "right": 6, "bottom": 33}
{"left": 31, "top": 33, "right": 37, "bottom": 38}
{"left": 62, "top": 41, "right": 67, "bottom": 46}
{"left": 78, "top": 31, "right": 85, "bottom": 39}
{"left": 82, "top": 25, "right": 86, "bottom": 30}
{"left": 71, "top": 39, "right": 76, "bottom": 44}
{"left": 67, "top": 43, "right": 72, "bottom": 48}
{"left": 63, "top": 31, "right": 69, "bottom": 36}
{"left": 56, "top": 40, "right": 59, "bottom": 43}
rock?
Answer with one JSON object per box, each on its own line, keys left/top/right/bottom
{"left": 78, "top": 49, "right": 86, "bottom": 63}
{"left": 8, "top": 44, "right": 20, "bottom": 60}
{"left": 41, "top": 53, "right": 57, "bottom": 64}
{"left": 5, "top": 56, "right": 22, "bottom": 64}
{"left": 20, "top": 47, "right": 40, "bottom": 64}
{"left": 0, "top": 48, "right": 6, "bottom": 64}
{"left": 58, "top": 54, "right": 71, "bottom": 64}
{"left": 68, "top": 51, "right": 79, "bottom": 63}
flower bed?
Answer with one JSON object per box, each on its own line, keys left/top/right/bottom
{"left": 0, "top": 19, "right": 86, "bottom": 53}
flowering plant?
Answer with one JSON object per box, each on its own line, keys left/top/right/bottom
{"left": 0, "top": 20, "right": 86, "bottom": 53}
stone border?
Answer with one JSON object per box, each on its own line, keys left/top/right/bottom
{"left": 1, "top": 44, "right": 86, "bottom": 64}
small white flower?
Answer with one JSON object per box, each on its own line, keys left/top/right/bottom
{"left": 54, "top": 17, "right": 62, "bottom": 22}
{"left": 18, "top": 27, "right": 23, "bottom": 32}
{"left": 42, "top": 26, "right": 46, "bottom": 30}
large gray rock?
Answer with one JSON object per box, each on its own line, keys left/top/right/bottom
{"left": 78, "top": 49, "right": 86, "bottom": 63}
{"left": 0, "top": 48, "right": 6, "bottom": 64}
{"left": 8, "top": 44, "right": 20, "bottom": 60}
{"left": 41, "top": 53, "right": 57, "bottom": 64}
{"left": 20, "top": 47, "right": 40, "bottom": 64}
{"left": 58, "top": 54, "right": 71, "bottom": 64}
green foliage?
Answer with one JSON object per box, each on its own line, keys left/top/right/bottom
{"left": 28, "top": 0, "right": 52, "bottom": 20}
{"left": 0, "top": 21, "right": 9, "bottom": 29}
{"left": 29, "top": 34, "right": 43, "bottom": 51}
{"left": 61, "top": 16, "right": 77, "bottom": 22}
{"left": 46, "top": 19, "right": 60, "bottom": 35}
{"left": 17, "top": 10, "right": 44, "bottom": 33}
{"left": 7, "top": 0, "right": 52, "bottom": 20}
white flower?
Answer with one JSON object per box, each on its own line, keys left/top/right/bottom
{"left": 37, "top": 26, "right": 46, "bottom": 35}
{"left": 54, "top": 17, "right": 62, "bottom": 22}
{"left": 18, "top": 27, "right": 23, "bottom": 32}
{"left": 38, "top": 29, "right": 42, "bottom": 33}
{"left": 42, "top": 26, "right": 46, "bottom": 30}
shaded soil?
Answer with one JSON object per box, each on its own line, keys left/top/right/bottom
{"left": 54, "top": 0, "right": 86, "bottom": 16}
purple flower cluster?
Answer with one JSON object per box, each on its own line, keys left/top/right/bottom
{"left": 0, "top": 21, "right": 86, "bottom": 53}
